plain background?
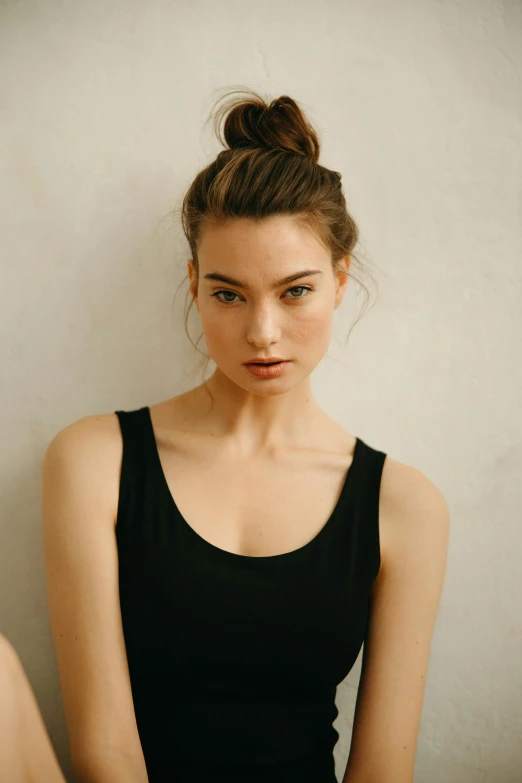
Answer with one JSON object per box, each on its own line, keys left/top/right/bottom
{"left": 1, "top": 1, "right": 521, "bottom": 781}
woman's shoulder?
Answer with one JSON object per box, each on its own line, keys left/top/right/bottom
{"left": 44, "top": 411, "right": 128, "bottom": 526}
{"left": 379, "top": 452, "right": 446, "bottom": 517}
{"left": 376, "top": 447, "right": 449, "bottom": 585}
{"left": 48, "top": 409, "right": 124, "bottom": 450}
{"left": 49, "top": 396, "right": 186, "bottom": 453}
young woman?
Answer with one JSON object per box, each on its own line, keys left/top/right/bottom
{"left": 3, "top": 90, "right": 449, "bottom": 783}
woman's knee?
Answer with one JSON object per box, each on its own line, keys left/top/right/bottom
{"left": 0, "top": 632, "right": 26, "bottom": 782}
{"left": 0, "top": 632, "right": 67, "bottom": 783}
{"left": 0, "top": 632, "right": 18, "bottom": 663}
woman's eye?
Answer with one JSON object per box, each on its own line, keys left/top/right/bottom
{"left": 211, "top": 286, "right": 313, "bottom": 305}
{"left": 212, "top": 290, "right": 241, "bottom": 304}
{"left": 286, "top": 286, "right": 312, "bottom": 299}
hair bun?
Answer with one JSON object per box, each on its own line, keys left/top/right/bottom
{"left": 209, "top": 89, "right": 320, "bottom": 163}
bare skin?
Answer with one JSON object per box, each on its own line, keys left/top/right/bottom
{"left": 0, "top": 635, "right": 66, "bottom": 783}
{"left": 145, "top": 384, "right": 360, "bottom": 558}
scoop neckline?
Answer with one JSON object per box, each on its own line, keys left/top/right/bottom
{"left": 142, "top": 405, "right": 362, "bottom": 563}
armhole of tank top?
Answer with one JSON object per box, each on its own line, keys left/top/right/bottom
{"left": 372, "top": 448, "right": 387, "bottom": 584}
{"left": 114, "top": 410, "right": 131, "bottom": 537}
{"left": 359, "top": 441, "right": 387, "bottom": 586}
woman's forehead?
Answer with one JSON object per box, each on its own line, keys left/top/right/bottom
{"left": 198, "top": 216, "right": 329, "bottom": 264}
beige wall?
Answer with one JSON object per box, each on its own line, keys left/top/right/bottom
{"left": 1, "top": 1, "right": 521, "bottom": 781}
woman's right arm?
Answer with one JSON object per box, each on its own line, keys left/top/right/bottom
{"left": 41, "top": 414, "right": 149, "bottom": 783}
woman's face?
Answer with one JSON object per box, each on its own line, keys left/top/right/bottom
{"left": 188, "top": 215, "right": 349, "bottom": 394}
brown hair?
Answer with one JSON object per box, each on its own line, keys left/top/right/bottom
{"left": 171, "top": 87, "right": 378, "bottom": 380}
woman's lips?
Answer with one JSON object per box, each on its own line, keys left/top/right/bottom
{"left": 244, "top": 361, "right": 290, "bottom": 378}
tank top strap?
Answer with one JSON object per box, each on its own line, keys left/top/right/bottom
{"left": 348, "top": 437, "right": 387, "bottom": 585}
{"left": 114, "top": 406, "right": 159, "bottom": 542}
{"left": 353, "top": 438, "right": 387, "bottom": 506}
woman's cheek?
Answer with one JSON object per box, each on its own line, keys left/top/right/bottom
{"left": 291, "top": 307, "right": 333, "bottom": 348}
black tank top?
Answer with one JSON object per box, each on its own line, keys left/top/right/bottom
{"left": 115, "top": 406, "right": 387, "bottom": 783}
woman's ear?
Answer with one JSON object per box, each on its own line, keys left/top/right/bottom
{"left": 334, "top": 255, "right": 350, "bottom": 308}
{"left": 187, "top": 260, "right": 199, "bottom": 310}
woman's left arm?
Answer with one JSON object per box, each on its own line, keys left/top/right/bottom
{"left": 342, "top": 462, "right": 451, "bottom": 783}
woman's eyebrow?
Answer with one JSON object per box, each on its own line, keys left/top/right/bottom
{"left": 203, "top": 269, "right": 323, "bottom": 289}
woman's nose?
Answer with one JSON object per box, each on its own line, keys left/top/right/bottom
{"left": 245, "top": 304, "right": 281, "bottom": 346}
